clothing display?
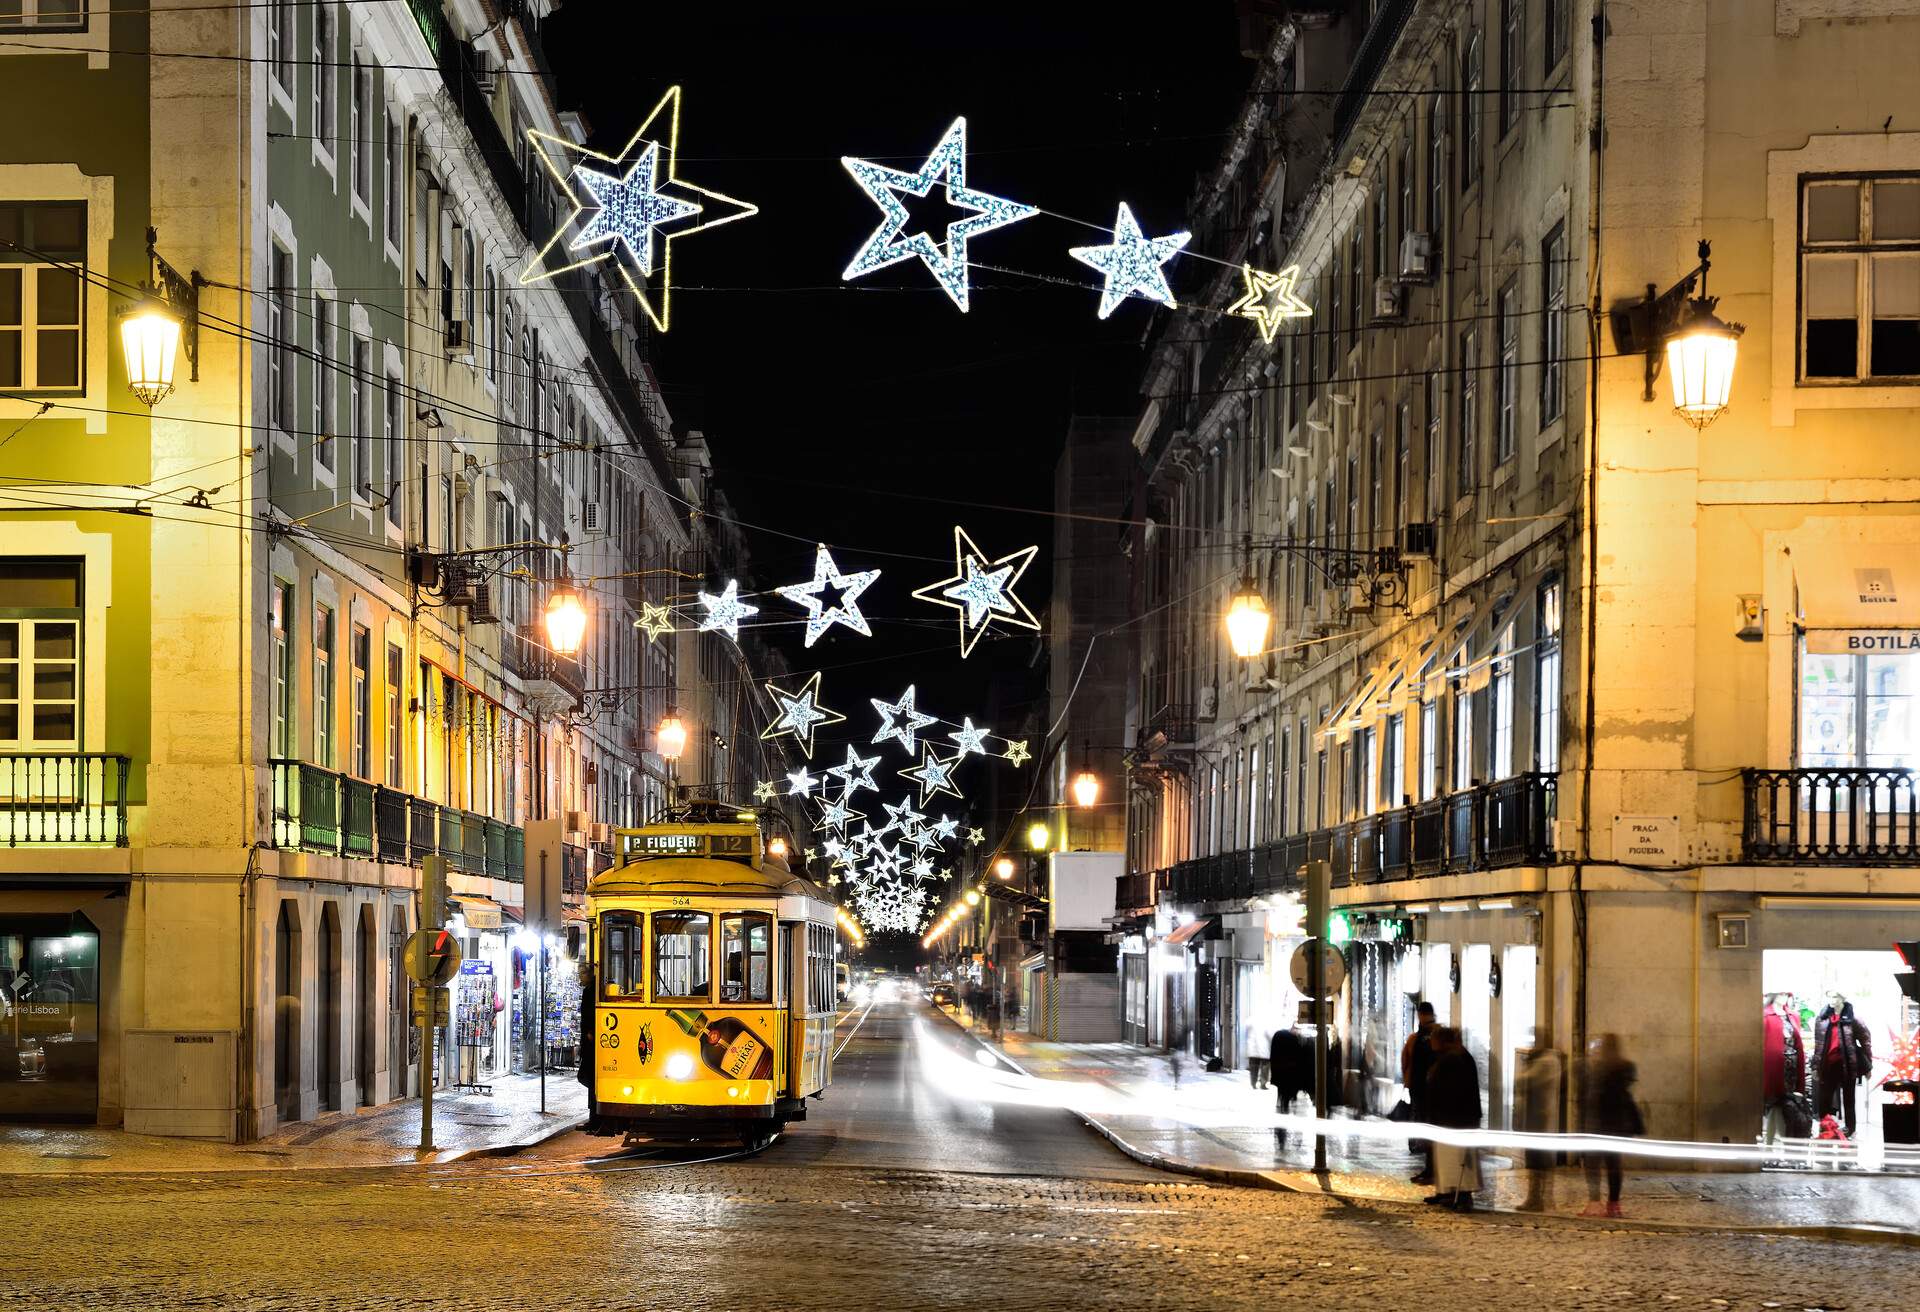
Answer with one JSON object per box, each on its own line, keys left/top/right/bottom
{"left": 1762, "top": 995, "right": 1809, "bottom": 1144}
{"left": 1812, "top": 998, "right": 1873, "bottom": 1137}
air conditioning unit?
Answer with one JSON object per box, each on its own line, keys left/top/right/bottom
{"left": 1372, "top": 275, "right": 1406, "bottom": 321}
{"left": 1344, "top": 583, "right": 1374, "bottom": 614}
{"left": 1401, "top": 521, "right": 1438, "bottom": 559}
{"left": 583, "top": 501, "right": 600, "bottom": 531}
{"left": 590, "top": 821, "right": 613, "bottom": 847}
{"left": 1399, "top": 230, "right": 1433, "bottom": 282}
{"left": 468, "top": 581, "right": 498, "bottom": 624}
{"left": 444, "top": 319, "right": 473, "bottom": 358}
{"left": 1197, "top": 685, "right": 1219, "bottom": 720}
{"left": 564, "top": 809, "right": 589, "bottom": 836}
{"left": 440, "top": 560, "right": 474, "bottom": 606}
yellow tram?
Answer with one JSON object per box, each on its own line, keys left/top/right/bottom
{"left": 581, "top": 799, "right": 838, "bottom": 1143}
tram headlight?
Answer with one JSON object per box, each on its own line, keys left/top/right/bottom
{"left": 664, "top": 1052, "right": 696, "bottom": 1081}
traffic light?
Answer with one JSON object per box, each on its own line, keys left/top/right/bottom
{"left": 1897, "top": 941, "right": 1920, "bottom": 1004}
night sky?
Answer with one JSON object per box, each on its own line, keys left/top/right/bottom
{"left": 547, "top": 4, "right": 1246, "bottom": 826}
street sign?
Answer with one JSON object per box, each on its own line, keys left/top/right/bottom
{"left": 1289, "top": 941, "right": 1347, "bottom": 995}
{"left": 404, "top": 927, "right": 462, "bottom": 985}
{"left": 1296, "top": 997, "right": 1333, "bottom": 1026}
{"left": 410, "top": 984, "right": 451, "bottom": 1027}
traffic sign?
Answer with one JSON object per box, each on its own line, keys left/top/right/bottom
{"left": 1289, "top": 941, "right": 1347, "bottom": 995}
{"left": 404, "top": 927, "right": 462, "bottom": 985}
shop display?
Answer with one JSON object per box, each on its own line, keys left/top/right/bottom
{"left": 1813, "top": 994, "right": 1874, "bottom": 1137}
{"left": 452, "top": 960, "right": 497, "bottom": 1094}
{"left": 544, "top": 954, "right": 581, "bottom": 1072}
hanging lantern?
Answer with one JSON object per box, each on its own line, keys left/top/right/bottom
{"left": 656, "top": 710, "right": 687, "bottom": 761}
{"left": 543, "top": 582, "right": 588, "bottom": 656}
{"left": 1666, "top": 298, "right": 1741, "bottom": 429}
{"left": 992, "top": 856, "right": 1015, "bottom": 880}
{"left": 1071, "top": 767, "right": 1100, "bottom": 809}
{"left": 1026, "top": 821, "right": 1050, "bottom": 851}
{"left": 1224, "top": 573, "right": 1272, "bottom": 659}
{"left": 120, "top": 299, "right": 183, "bottom": 407}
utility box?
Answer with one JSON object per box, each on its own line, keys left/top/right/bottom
{"left": 1047, "top": 851, "right": 1124, "bottom": 932}
{"left": 123, "top": 1030, "right": 237, "bottom": 1141}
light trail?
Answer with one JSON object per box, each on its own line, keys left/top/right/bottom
{"left": 834, "top": 995, "right": 880, "bottom": 1060}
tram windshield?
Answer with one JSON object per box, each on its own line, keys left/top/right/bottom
{"left": 653, "top": 912, "right": 712, "bottom": 1000}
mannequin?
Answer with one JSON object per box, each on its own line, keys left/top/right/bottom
{"left": 1812, "top": 991, "right": 1873, "bottom": 1137}
{"left": 1762, "top": 993, "right": 1806, "bottom": 1142}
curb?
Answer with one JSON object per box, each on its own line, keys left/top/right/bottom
{"left": 930, "top": 1003, "right": 1920, "bottom": 1249}
{"left": 445, "top": 1113, "right": 588, "bottom": 1163}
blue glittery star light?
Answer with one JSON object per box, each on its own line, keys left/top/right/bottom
{"left": 872, "top": 686, "right": 939, "bottom": 754}
{"left": 912, "top": 526, "right": 1041, "bottom": 658}
{"left": 841, "top": 117, "right": 1037, "bottom": 312}
{"left": 759, "top": 670, "right": 845, "bottom": 759}
{"left": 948, "top": 717, "right": 991, "bottom": 757}
{"left": 569, "top": 143, "right": 704, "bottom": 276}
{"left": 774, "top": 544, "right": 881, "bottom": 648}
{"left": 817, "top": 792, "right": 865, "bottom": 833}
{"left": 900, "top": 745, "right": 964, "bottom": 805}
{"left": 696, "top": 579, "right": 759, "bottom": 642}
{"left": 1068, "top": 202, "right": 1190, "bottom": 320}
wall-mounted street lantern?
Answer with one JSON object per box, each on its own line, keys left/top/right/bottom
{"left": 656, "top": 709, "right": 688, "bottom": 761}
{"left": 118, "top": 227, "right": 203, "bottom": 407}
{"left": 1610, "top": 238, "right": 1743, "bottom": 430}
{"left": 542, "top": 577, "right": 588, "bottom": 656}
{"left": 1224, "top": 571, "right": 1273, "bottom": 659}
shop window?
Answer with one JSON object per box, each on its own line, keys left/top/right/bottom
{"left": 1799, "top": 647, "right": 1920, "bottom": 771}
{"left": 0, "top": 0, "right": 86, "bottom": 31}
{"left": 0, "top": 559, "right": 81, "bottom": 751}
{"left": 0, "top": 202, "right": 84, "bottom": 393}
{"left": 653, "top": 911, "right": 710, "bottom": 1002}
{"left": 1800, "top": 176, "right": 1920, "bottom": 382}
{"left": 1, "top": 916, "right": 100, "bottom": 1122}
{"left": 719, "top": 912, "right": 772, "bottom": 1004}
{"left": 600, "top": 911, "right": 641, "bottom": 999}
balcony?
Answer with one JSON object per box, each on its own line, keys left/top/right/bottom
{"left": 506, "top": 622, "right": 584, "bottom": 712}
{"left": 1744, "top": 767, "right": 1920, "bottom": 864}
{"left": 0, "top": 753, "right": 130, "bottom": 847}
{"left": 270, "top": 760, "right": 524, "bottom": 881}
{"left": 1146, "top": 772, "right": 1558, "bottom": 909}
{"left": 405, "top": 0, "right": 532, "bottom": 244}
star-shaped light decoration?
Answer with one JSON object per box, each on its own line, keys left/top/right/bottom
{"left": 966, "top": 827, "right": 985, "bottom": 845}
{"left": 908, "top": 856, "right": 937, "bottom": 882}
{"left": 825, "top": 745, "right": 882, "bottom": 796}
{"left": 1002, "top": 739, "right": 1031, "bottom": 766}
{"left": 901, "top": 822, "right": 941, "bottom": 855}
{"left": 931, "top": 815, "right": 961, "bottom": 842}
{"left": 817, "top": 792, "right": 866, "bottom": 833}
{"left": 1067, "top": 202, "right": 1191, "bottom": 320}
{"left": 912, "top": 526, "right": 1041, "bottom": 658}
{"left": 521, "top": 86, "right": 757, "bottom": 332}
{"left": 752, "top": 780, "right": 779, "bottom": 803}
{"left": 871, "top": 685, "right": 939, "bottom": 754}
{"left": 774, "top": 544, "right": 880, "bottom": 648}
{"left": 900, "top": 745, "right": 964, "bottom": 804}
{"left": 1225, "top": 263, "right": 1313, "bottom": 344}
{"left": 759, "top": 670, "right": 846, "bottom": 759}
{"left": 785, "top": 768, "right": 818, "bottom": 797}
{"left": 635, "top": 601, "right": 675, "bottom": 643}
{"left": 696, "top": 579, "right": 758, "bottom": 642}
{"left": 882, "top": 796, "right": 928, "bottom": 835}
{"left": 841, "top": 116, "right": 1037, "bottom": 312}
{"left": 949, "top": 717, "right": 991, "bottom": 758}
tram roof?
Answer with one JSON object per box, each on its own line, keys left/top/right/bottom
{"left": 586, "top": 857, "right": 831, "bottom": 901}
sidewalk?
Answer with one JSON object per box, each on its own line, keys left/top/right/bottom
{"left": 0, "top": 1072, "right": 585, "bottom": 1176}
{"left": 940, "top": 1004, "right": 1920, "bottom": 1242}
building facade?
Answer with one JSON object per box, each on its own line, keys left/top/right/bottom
{"left": 1113, "top": 0, "right": 1920, "bottom": 1151}
{"left": 0, "top": 0, "right": 798, "bottom": 1138}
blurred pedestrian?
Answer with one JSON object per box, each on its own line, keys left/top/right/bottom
{"left": 1270, "top": 1025, "right": 1312, "bottom": 1152}
{"left": 1580, "top": 1032, "right": 1644, "bottom": 1218}
{"left": 1401, "top": 1000, "right": 1438, "bottom": 1184}
{"left": 986, "top": 985, "right": 1003, "bottom": 1041}
{"left": 1424, "top": 1025, "right": 1482, "bottom": 1212}
{"left": 1514, "top": 1041, "right": 1565, "bottom": 1211}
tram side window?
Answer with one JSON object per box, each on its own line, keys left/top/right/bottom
{"left": 653, "top": 911, "right": 711, "bottom": 1001}
{"left": 601, "top": 912, "right": 642, "bottom": 998}
{"left": 719, "top": 912, "right": 772, "bottom": 1003}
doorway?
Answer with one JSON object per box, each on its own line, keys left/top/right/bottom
{"left": 319, "top": 902, "right": 341, "bottom": 1112}
{"left": 357, "top": 905, "right": 377, "bottom": 1106}
{"left": 273, "top": 900, "right": 301, "bottom": 1122}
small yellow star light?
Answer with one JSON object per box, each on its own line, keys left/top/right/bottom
{"left": 635, "top": 601, "right": 674, "bottom": 643}
{"left": 1226, "top": 263, "right": 1313, "bottom": 344}
{"left": 752, "top": 780, "right": 779, "bottom": 803}
{"left": 1002, "top": 739, "right": 1031, "bottom": 766}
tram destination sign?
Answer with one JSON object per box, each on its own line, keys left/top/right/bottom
{"left": 621, "top": 832, "right": 758, "bottom": 858}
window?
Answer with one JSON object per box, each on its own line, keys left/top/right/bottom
{"left": 385, "top": 118, "right": 401, "bottom": 248}
{"left": 1427, "top": 89, "right": 1447, "bottom": 261}
{"left": 0, "top": 560, "right": 82, "bottom": 750}
{"left": 1277, "top": 725, "right": 1291, "bottom": 838}
{"left": 385, "top": 641, "right": 403, "bottom": 787}
{"left": 1425, "top": 371, "right": 1443, "bottom": 515}
{"left": 1461, "top": 30, "right": 1482, "bottom": 192}
{"left": 0, "top": 202, "right": 84, "bottom": 392}
{"left": 412, "top": 170, "right": 431, "bottom": 287}
{"left": 383, "top": 375, "right": 401, "bottom": 526}
{"left": 601, "top": 911, "right": 641, "bottom": 998}
{"left": 1398, "top": 137, "right": 1414, "bottom": 253}
{"left": 1346, "top": 454, "right": 1359, "bottom": 551}
{"left": 1457, "top": 330, "right": 1478, "bottom": 496}
{"left": 1800, "top": 176, "right": 1920, "bottom": 380}
{"left": 1544, "top": 0, "right": 1570, "bottom": 72}
{"left": 350, "top": 336, "right": 370, "bottom": 494}
{"left": 1384, "top": 712, "right": 1405, "bottom": 809}
{"left": 1249, "top": 743, "right": 1264, "bottom": 847}
{"left": 1296, "top": 717, "right": 1309, "bottom": 832}
{"left": 268, "top": 246, "right": 294, "bottom": 431}
{"left": 1541, "top": 222, "right": 1567, "bottom": 425}
{"left": 484, "top": 269, "right": 497, "bottom": 383}
{"left": 1453, "top": 683, "right": 1474, "bottom": 788}
{"left": 439, "top": 209, "right": 455, "bottom": 325}
{"left": 719, "top": 912, "right": 772, "bottom": 1004}
{"left": 1357, "top": 727, "right": 1377, "bottom": 816}
{"left": 1536, "top": 580, "right": 1562, "bottom": 773}
{"left": 1315, "top": 747, "right": 1327, "bottom": 826}
{"left": 1348, "top": 230, "right": 1363, "bottom": 354}
{"left": 1798, "top": 648, "right": 1920, "bottom": 771}
{"left": 1369, "top": 430, "right": 1383, "bottom": 541}
{"left": 0, "top": 0, "right": 84, "bottom": 31}
{"left": 1419, "top": 698, "right": 1439, "bottom": 799}
{"left": 653, "top": 910, "right": 711, "bottom": 1001}
{"left": 350, "top": 623, "right": 370, "bottom": 778}
{"left": 314, "top": 295, "right": 334, "bottom": 470}
{"left": 462, "top": 231, "right": 476, "bottom": 330}
{"left": 1372, "top": 191, "right": 1388, "bottom": 288}
{"left": 1491, "top": 621, "right": 1516, "bottom": 778}
{"left": 1498, "top": 0, "right": 1521, "bottom": 138}
{"left": 313, "top": 602, "right": 334, "bottom": 766}
{"left": 269, "top": 0, "right": 293, "bottom": 92}
{"left": 1495, "top": 279, "right": 1518, "bottom": 462}
{"left": 312, "top": 2, "right": 334, "bottom": 158}
{"left": 271, "top": 581, "right": 294, "bottom": 758}
{"left": 1395, "top": 399, "right": 1410, "bottom": 528}
{"left": 350, "top": 57, "right": 370, "bottom": 205}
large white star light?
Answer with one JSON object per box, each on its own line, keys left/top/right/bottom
{"left": 825, "top": 744, "right": 883, "bottom": 797}
{"left": 696, "top": 579, "right": 759, "bottom": 642}
{"left": 816, "top": 791, "right": 866, "bottom": 833}
{"left": 841, "top": 117, "right": 1037, "bottom": 312}
{"left": 900, "top": 745, "right": 964, "bottom": 804}
{"left": 948, "top": 717, "right": 992, "bottom": 757}
{"left": 786, "top": 768, "right": 819, "bottom": 797}
{"left": 931, "top": 815, "right": 961, "bottom": 842}
{"left": 1068, "top": 202, "right": 1191, "bottom": 320}
{"left": 759, "top": 670, "right": 846, "bottom": 759}
{"left": 775, "top": 545, "right": 881, "bottom": 647}
{"left": 871, "top": 685, "right": 939, "bottom": 754}
{"left": 912, "top": 526, "right": 1041, "bottom": 658}
{"left": 522, "top": 86, "right": 757, "bottom": 333}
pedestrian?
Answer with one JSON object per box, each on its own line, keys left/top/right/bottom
{"left": 1401, "top": 1000, "right": 1438, "bottom": 1184}
{"left": 1580, "top": 1032, "right": 1645, "bottom": 1218}
{"left": 1514, "top": 1040, "right": 1565, "bottom": 1211}
{"left": 1269, "top": 1024, "right": 1312, "bottom": 1153}
{"left": 986, "top": 985, "right": 1003, "bottom": 1041}
{"left": 1423, "top": 1025, "right": 1482, "bottom": 1212}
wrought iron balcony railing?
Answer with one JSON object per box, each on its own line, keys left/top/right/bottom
{"left": 271, "top": 759, "right": 524, "bottom": 881}
{"left": 1744, "top": 767, "right": 1920, "bottom": 864}
{"left": 0, "top": 753, "right": 131, "bottom": 847}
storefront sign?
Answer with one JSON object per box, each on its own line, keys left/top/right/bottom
{"left": 1804, "top": 629, "right": 1920, "bottom": 654}
{"left": 1613, "top": 814, "right": 1679, "bottom": 865}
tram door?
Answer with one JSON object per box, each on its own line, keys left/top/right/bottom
{"left": 784, "top": 921, "right": 807, "bottom": 1099}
